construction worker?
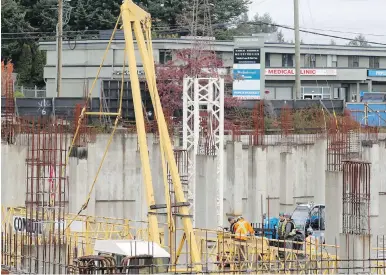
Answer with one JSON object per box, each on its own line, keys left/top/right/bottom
{"left": 283, "top": 213, "right": 297, "bottom": 250}
{"left": 233, "top": 216, "right": 254, "bottom": 262}
{"left": 234, "top": 216, "right": 255, "bottom": 240}
{"left": 277, "top": 212, "right": 286, "bottom": 240}
{"left": 305, "top": 227, "right": 319, "bottom": 254}
{"left": 227, "top": 216, "right": 236, "bottom": 234}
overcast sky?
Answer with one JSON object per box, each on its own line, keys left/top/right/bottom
{"left": 248, "top": 0, "right": 386, "bottom": 45}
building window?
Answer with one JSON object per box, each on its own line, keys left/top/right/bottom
{"left": 265, "top": 53, "right": 271, "bottom": 67}
{"left": 282, "top": 54, "right": 294, "bottom": 67}
{"left": 159, "top": 49, "right": 172, "bottom": 64}
{"left": 332, "top": 55, "right": 337, "bottom": 67}
{"left": 304, "top": 54, "right": 316, "bottom": 68}
{"left": 301, "top": 86, "right": 331, "bottom": 99}
{"left": 369, "top": 56, "right": 380, "bottom": 68}
{"left": 348, "top": 56, "right": 359, "bottom": 68}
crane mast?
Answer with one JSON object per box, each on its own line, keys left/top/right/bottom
{"left": 120, "top": 0, "right": 202, "bottom": 270}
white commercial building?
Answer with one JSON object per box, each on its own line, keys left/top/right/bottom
{"left": 39, "top": 33, "right": 386, "bottom": 102}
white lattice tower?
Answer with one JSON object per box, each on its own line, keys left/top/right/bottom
{"left": 183, "top": 77, "right": 224, "bottom": 228}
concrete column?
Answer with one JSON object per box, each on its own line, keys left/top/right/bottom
{"left": 362, "top": 144, "right": 380, "bottom": 242}
{"left": 369, "top": 144, "right": 380, "bottom": 217}
{"left": 368, "top": 79, "right": 373, "bottom": 93}
{"left": 69, "top": 146, "right": 95, "bottom": 216}
{"left": 234, "top": 142, "right": 243, "bottom": 215}
{"left": 339, "top": 234, "right": 371, "bottom": 272}
{"left": 195, "top": 155, "right": 217, "bottom": 229}
{"left": 151, "top": 142, "right": 164, "bottom": 205}
{"left": 252, "top": 146, "right": 267, "bottom": 223}
{"left": 279, "top": 152, "right": 294, "bottom": 211}
{"left": 314, "top": 139, "right": 327, "bottom": 204}
{"left": 356, "top": 82, "right": 360, "bottom": 102}
{"left": 325, "top": 171, "right": 343, "bottom": 245}
{"left": 1, "top": 144, "right": 27, "bottom": 207}
{"left": 226, "top": 141, "right": 243, "bottom": 216}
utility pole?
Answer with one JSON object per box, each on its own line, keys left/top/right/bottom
{"left": 56, "top": 0, "right": 63, "bottom": 97}
{"left": 294, "top": 0, "right": 301, "bottom": 99}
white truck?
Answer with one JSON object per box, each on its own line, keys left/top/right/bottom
{"left": 291, "top": 203, "right": 326, "bottom": 244}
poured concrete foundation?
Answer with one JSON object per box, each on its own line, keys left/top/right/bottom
{"left": 2, "top": 134, "right": 386, "bottom": 236}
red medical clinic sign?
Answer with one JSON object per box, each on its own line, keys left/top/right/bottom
{"left": 265, "top": 69, "right": 337, "bottom": 76}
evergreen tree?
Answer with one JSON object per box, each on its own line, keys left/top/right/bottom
{"left": 277, "top": 29, "right": 285, "bottom": 43}
{"left": 71, "top": 0, "right": 89, "bottom": 31}
{"left": 29, "top": 0, "right": 57, "bottom": 32}
{"left": 1, "top": 0, "right": 34, "bottom": 61}
{"left": 348, "top": 34, "right": 369, "bottom": 47}
{"left": 17, "top": 44, "right": 33, "bottom": 86}
{"left": 216, "top": 12, "right": 279, "bottom": 39}
{"left": 31, "top": 46, "right": 46, "bottom": 87}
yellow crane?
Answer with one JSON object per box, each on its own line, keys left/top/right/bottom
{"left": 59, "top": 0, "right": 202, "bottom": 271}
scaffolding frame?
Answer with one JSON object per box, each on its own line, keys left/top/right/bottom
{"left": 182, "top": 77, "right": 225, "bottom": 228}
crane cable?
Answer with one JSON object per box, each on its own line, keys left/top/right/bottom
{"left": 58, "top": 14, "right": 123, "bottom": 230}
{"left": 65, "top": 48, "right": 125, "bottom": 230}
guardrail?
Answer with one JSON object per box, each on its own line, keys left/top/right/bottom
{"left": 2, "top": 206, "right": 385, "bottom": 274}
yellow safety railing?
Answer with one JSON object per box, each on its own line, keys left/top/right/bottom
{"left": 2, "top": 206, "right": 385, "bottom": 274}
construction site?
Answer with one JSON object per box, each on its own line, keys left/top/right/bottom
{"left": 2, "top": 0, "right": 386, "bottom": 274}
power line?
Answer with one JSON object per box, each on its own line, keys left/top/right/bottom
{"left": 3, "top": 20, "right": 386, "bottom": 46}
{"left": 238, "top": 21, "right": 386, "bottom": 46}
{"left": 3, "top": 24, "right": 386, "bottom": 37}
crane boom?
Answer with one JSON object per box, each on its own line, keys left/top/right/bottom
{"left": 120, "top": 0, "right": 202, "bottom": 270}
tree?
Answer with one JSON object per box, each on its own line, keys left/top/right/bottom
{"left": 71, "top": 0, "right": 90, "bottom": 31}
{"left": 31, "top": 46, "right": 46, "bottom": 87}
{"left": 330, "top": 39, "right": 337, "bottom": 45}
{"left": 28, "top": 0, "right": 57, "bottom": 33}
{"left": 277, "top": 29, "right": 286, "bottom": 43}
{"left": 0, "top": 0, "right": 260, "bottom": 85}
{"left": 216, "top": 12, "right": 279, "bottom": 40}
{"left": 17, "top": 44, "right": 33, "bottom": 86}
{"left": 68, "top": 0, "right": 120, "bottom": 30}
{"left": 348, "top": 34, "right": 369, "bottom": 47}
{"left": 135, "top": 0, "right": 250, "bottom": 37}
{"left": 1, "top": 0, "right": 34, "bottom": 61}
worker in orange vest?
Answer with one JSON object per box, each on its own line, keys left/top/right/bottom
{"left": 233, "top": 216, "right": 255, "bottom": 241}
{"left": 233, "top": 216, "right": 254, "bottom": 262}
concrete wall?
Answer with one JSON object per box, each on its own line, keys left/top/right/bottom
{"left": 2, "top": 134, "right": 386, "bottom": 233}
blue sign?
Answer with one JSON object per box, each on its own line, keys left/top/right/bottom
{"left": 233, "top": 69, "right": 261, "bottom": 80}
{"left": 233, "top": 90, "right": 261, "bottom": 97}
{"left": 367, "top": 70, "right": 386, "bottom": 77}
{"left": 232, "top": 62, "right": 261, "bottom": 99}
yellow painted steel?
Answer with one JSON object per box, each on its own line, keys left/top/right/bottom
{"left": 3, "top": 206, "right": 386, "bottom": 274}
{"left": 119, "top": 0, "right": 201, "bottom": 269}
{"left": 120, "top": 0, "right": 160, "bottom": 245}
{"left": 129, "top": 9, "right": 202, "bottom": 269}
{"left": 84, "top": 112, "right": 120, "bottom": 116}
